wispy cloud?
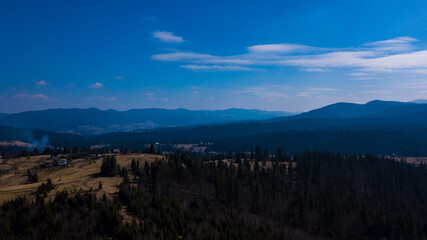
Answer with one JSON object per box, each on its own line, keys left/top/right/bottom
{"left": 152, "top": 52, "right": 214, "bottom": 61}
{"left": 35, "top": 80, "right": 47, "bottom": 86}
{"left": 145, "top": 92, "right": 155, "bottom": 100}
{"left": 181, "top": 65, "right": 259, "bottom": 72}
{"left": 228, "top": 85, "right": 338, "bottom": 99}
{"left": 306, "top": 87, "right": 338, "bottom": 92}
{"left": 247, "top": 43, "right": 322, "bottom": 54}
{"left": 13, "top": 93, "right": 49, "bottom": 100}
{"left": 363, "top": 36, "right": 418, "bottom": 53}
{"left": 349, "top": 72, "right": 370, "bottom": 77}
{"left": 86, "top": 96, "right": 116, "bottom": 101}
{"left": 359, "top": 90, "right": 391, "bottom": 94}
{"left": 89, "top": 82, "right": 103, "bottom": 88}
{"left": 153, "top": 31, "right": 183, "bottom": 43}
{"left": 303, "top": 68, "right": 331, "bottom": 72}
{"left": 151, "top": 36, "right": 427, "bottom": 74}
{"left": 234, "top": 85, "right": 292, "bottom": 99}
{"left": 145, "top": 92, "right": 168, "bottom": 102}
{"left": 114, "top": 76, "right": 124, "bottom": 79}
{"left": 397, "top": 80, "right": 427, "bottom": 89}
{"left": 351, "top": 77, "right": 381, "bottom": 80}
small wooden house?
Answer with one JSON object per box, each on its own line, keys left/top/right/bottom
{"left": 57, "top": 159, "right": 67, "bottom": 166}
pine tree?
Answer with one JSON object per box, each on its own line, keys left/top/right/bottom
{"left": 22, "top": 149, "right": 29, "bottom": 157}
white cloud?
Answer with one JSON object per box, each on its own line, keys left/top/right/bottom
{"left": 152, "top": 31, "right": 183, "bottom": 43}
{"left": 351, "top": 77, "right": 381, "bottom": 80}
{"left": 230, "top": 85, "right": 340, "bottom": 99}
{"left": 181, "top": 65, "right": 258, "bottom": 72}
{"left": 151, "top": 36, "right": 427, "bottom": 74}
{"left": 35, "top": 80, "right": 47, "bottom": 86}
{"left": 306, "top": 87, "right": 338, "bottom": 92}
{"left": 349, "top": 72, "right": 370, "bottom": 76}
{"left": 282, "top": 51, "right": 375, "bottom": 69}
{"left": 152, "top": 52, "right": 215, "bottom": 62}
{"left": 87, "top": 96, "right": 116, "bottom": 101}
{"left": 13, "top": 93, "right": 49, "bottom": 100}
{"left": 247, "top": 43, "right": 318, "bottom": 54}
{"left": 364, "top": 36, "right": 418, "bottom": 53}
{"left": 89, "top": 82, "right": 103, "bottom": 88}
{"left": 303, "top": 68, "right": 331, "bottom": 72}
{"left": 397, "top": 80, "right": 427, "bottom": 89}
{"left": 359, "top": 90, "right": 391, "bottom": 94}
{"left": 229, "top": 85, "right": 295, "bottom": 100}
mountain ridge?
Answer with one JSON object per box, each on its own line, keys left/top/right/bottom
{"left": 268, "top": 100, "right": 415, "bottom": 122}
{"left": 0, "top": 107, "right": 293, "bottom": 135}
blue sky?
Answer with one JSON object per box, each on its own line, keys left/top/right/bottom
{"left": 2, "top": 0, "right": 427, "bottom": 113}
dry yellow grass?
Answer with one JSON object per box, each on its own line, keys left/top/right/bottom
{"left": 0, "top": 153, "right": 163, "bottom": 203}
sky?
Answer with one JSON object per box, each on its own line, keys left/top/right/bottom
{"left": 2, "top": 0, "right": 427, "bottom": 113}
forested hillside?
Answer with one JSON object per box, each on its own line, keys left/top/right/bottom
{"left": 1, "top": 151, "right": 426, "bottom": 239}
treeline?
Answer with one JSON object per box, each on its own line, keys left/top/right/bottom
{"left": 77, "top": 128, "right": 427, "bottom": 156}
{"left": 120, "top": 151, "right": 426, "bottom": 239}
{"left": 207, "top": 129, "right": 427, "bottom": 156}
{"left": 6, "top": 127, "right": 427, "bottom": 156}
{"left": 0, "top": 191, "right": 133, "bottom": 239}
{"left": 1, "top": 143, "right": 160, "bottom": 160}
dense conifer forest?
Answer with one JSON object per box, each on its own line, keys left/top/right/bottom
{"left": 0, "top": 150, "right": 426, "bottom": 239}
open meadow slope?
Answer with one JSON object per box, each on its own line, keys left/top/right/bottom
{"left": 0, "top": 153, "right": 162, "bottom": 203}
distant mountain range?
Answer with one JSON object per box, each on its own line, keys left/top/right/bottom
{"left": 87, "top": 99, "right": 427, "bottom": 144}
{"left": 0, "top": 108, "right": 292, "bottom": 135}
{"left": 286, "top": 100, "right": 411, "bottom": 119}
{"left": 411, "top": 99, "right": 427, "bottom": 104}
{"left": 3, "top": 99, "right": 427, "bottom": 155}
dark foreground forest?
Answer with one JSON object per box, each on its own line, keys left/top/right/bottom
{"left": 0, "top": 151, "right": 426, "bottom": 239}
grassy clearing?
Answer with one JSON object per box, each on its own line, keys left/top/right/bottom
{"left": 0, "top": 153, "right": 162, "bottom": 203}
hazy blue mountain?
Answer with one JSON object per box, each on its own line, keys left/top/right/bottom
{"left": 4, "top": 99, "right": 427, "bottom": 154}
{"left": 360, "top": 104, "right": 427, "bottom": 118}
{"left": 411, "top": 99, "right": 427, "bottom": 104}
{"left": 4, "top": 99, "right": 427, "bottom": 156}
{"left": 290, "top": 100, "right": 413, "bottom": 119}
{"left": 82, "top": 100, "right": 427, "bottom": 147}
{"left": 0, "top": 108, "right": 292, "bottom": 135}
{"left": 0, "top": 113, "right": 7, "bottom": 119}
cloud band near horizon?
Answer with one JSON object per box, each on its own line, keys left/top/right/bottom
{"left": 151, "top": 36, "right": 427, "bottom": 75}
